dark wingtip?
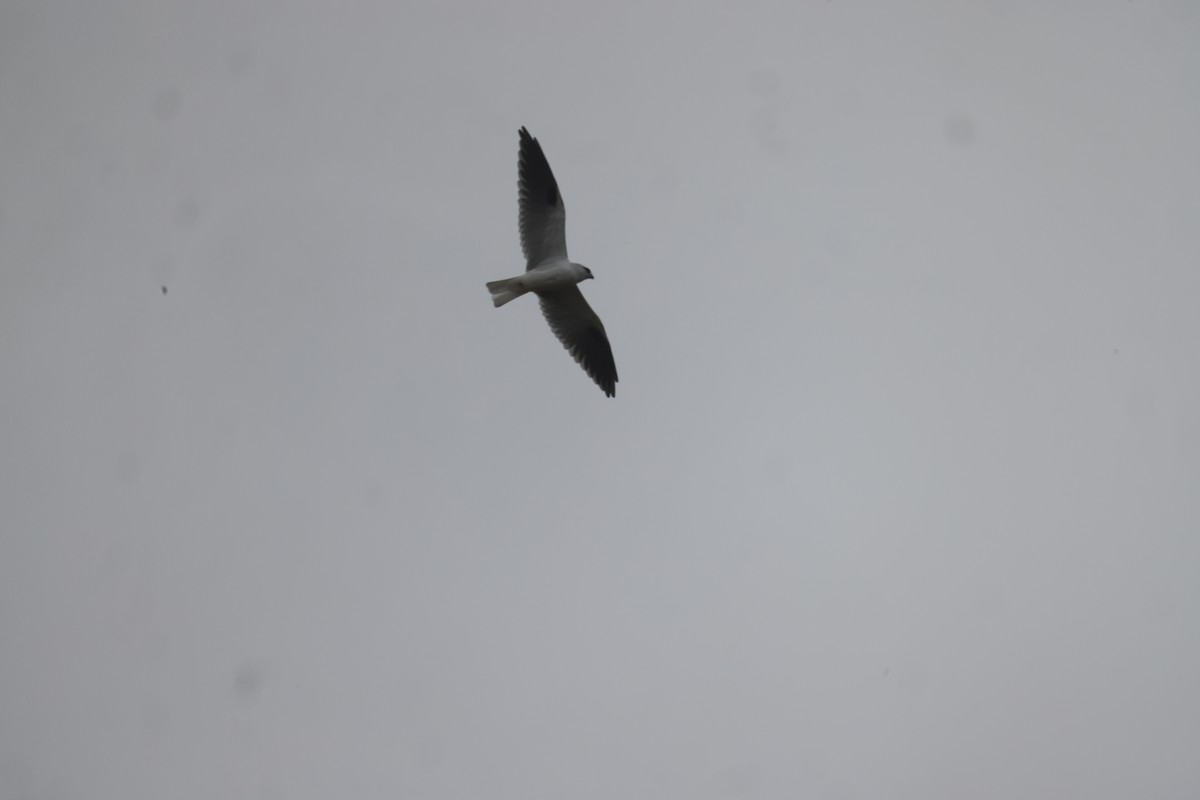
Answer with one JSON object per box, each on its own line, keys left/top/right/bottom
{"left": 518, "top": 127, "right": 560, "bottom": 207}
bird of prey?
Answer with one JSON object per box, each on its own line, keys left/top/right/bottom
{"left": 486, "top": 127, "right": 618, "bottom": 397}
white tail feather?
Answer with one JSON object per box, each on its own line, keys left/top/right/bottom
{"left": 486, "top": 277, "right": 527, "bottom": 308}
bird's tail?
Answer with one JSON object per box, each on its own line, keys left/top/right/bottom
{"left": 486, "top": 277, "right": 527, "bottom": 308}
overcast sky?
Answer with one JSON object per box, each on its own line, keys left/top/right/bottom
{"left": 3, "top": 2, "right": 1199, "bottom": 798}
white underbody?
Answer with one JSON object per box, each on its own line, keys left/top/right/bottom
{"left": 515, "top": 260, "right": 589, "bottom": 292}
{"left": 487, "top": 260, "right": 590, "bottom": 307}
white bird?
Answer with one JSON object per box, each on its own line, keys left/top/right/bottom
{"left": 486, "top": 127, "right": 618, "bottom": 397}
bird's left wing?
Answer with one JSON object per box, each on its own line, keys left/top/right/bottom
{"left": 518, "top": 127, "right": 568, "bottom": 268}
{"left": 538, "top": 286, "right": 617, "bottom": 397}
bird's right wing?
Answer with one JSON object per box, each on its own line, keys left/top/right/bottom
{"left": 518, "top": 127, "right": 568, "bottom": 268}
{"left": 538, "top": 286, "right": 617, "bottom": 397}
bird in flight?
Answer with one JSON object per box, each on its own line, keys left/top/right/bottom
{"left": 486, "top": 127, "right": 618, "bottom": 397}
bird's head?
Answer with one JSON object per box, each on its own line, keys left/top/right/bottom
{"left": 575, "top": 264, "right": 595, "bottom": 281}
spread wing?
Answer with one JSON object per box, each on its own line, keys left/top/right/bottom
{"left": 518, "top": 127, "right": 568, "bottom": 268}
{"left": 538, "top": 287, "right": 617, "bottom": 397}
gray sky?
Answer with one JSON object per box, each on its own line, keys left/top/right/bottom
{"left": 3, "top": 2, "right": 1199, "bottom": 798}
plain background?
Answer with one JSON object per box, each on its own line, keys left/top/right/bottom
{"left": 2, "top": 2, "right": 1199, "bottom": 798}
